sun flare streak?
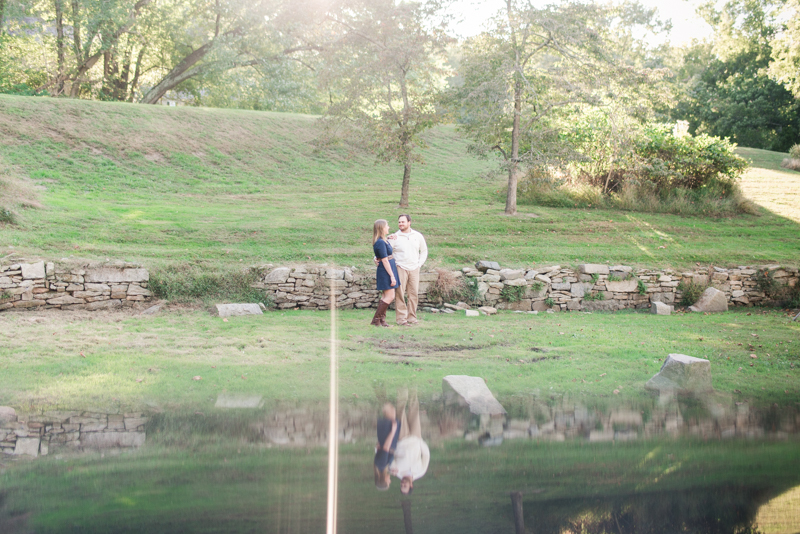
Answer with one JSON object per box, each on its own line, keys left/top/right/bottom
{"left": 326, "top": 276, "right": 339, "bottom": 534}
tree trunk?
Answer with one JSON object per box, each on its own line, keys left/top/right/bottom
{"left": 401, "top": 500, "right": 413, "bottom": 534}
{"left": 399, "top": 162, "right": 411, "bottom": 208}
{"left": 510, "top": 492, "right": 525, "bottom": 534}
{"left": 505, "top": 78, "right": 522, "bottom": 215}
{"left": 54, "top": 0, "right": 65, "bottom": 95}
{"left": 139, "top": 41, "right": 215, "bottom": 104}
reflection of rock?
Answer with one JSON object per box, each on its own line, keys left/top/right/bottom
{"left": 645, "top": 354, "right": 712, "bottom": 394}
{"left": 0, "top": 406, "right": 16, "bottom": 423}
{"left": 14, "top": 437, "right": 40, "bottom": 456}
{"left": 81, "top": 431, "right": 146, "bottom": 448}
{"left": 215, "top": 394, "right": 263, "bottom": 409}
{"left": 443, "top": 375, "right": 506, "bottom": 416}
{"left": 689, "top": 287, "right": 728, "bottom": 313}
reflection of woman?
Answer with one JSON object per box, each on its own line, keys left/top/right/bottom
{"left": 371, "top": 219, "right": 400, "bottom": 327}
{"left": 374, "top": 403, "right": 400, "bottom": 491}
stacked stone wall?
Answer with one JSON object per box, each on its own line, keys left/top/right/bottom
{"left": 0, "top": 407, "right": 147, "bottom": 457}
{"left": 257, "top": 263, "right": 798, "bottom": 312}
{"left": 0, "top": 261, "right": 153, "bottom": 311}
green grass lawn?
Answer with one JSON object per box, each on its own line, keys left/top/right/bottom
{"left": 1, "top": 307, "right": 797, "bottom": 412}
{"left": 1, "top": 94, "right": 798, "bottom": 271}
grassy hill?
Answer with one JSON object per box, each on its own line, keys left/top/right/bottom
{"left": 1, "top": 94, "right": 798, "bottom": 270}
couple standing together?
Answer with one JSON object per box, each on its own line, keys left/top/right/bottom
{"left": 371, "top": 214, "right": 428, "bottom": 327}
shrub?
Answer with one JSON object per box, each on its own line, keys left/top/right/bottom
{"left": 584, "top": 291, "right": 604, "bottom": 301}
{"left": 677, "top": 280, "right": 707, "bottom": 306}
{"left": 755, "top": 269, "right": 780, "bottom": 298}
{"left": 785, "top": 283, "right": 800, "bottom": 308}
{"left": 637, "top": 279, "right": 647, "bottom": 295}
{"left": 0, "top": 208, "right": 14, "bottom": 225}
{"left": 530, "top": 281, "right": 544, "bottom": 292}
{"left": 428, "top": 269, "right": 480, "bottom": 304}
{"left": 149, "top": 265, "right": 271, "bottom": 306}
{"left": 790, "top": 144, "right": 800, "bottom": 159}
{"left": 544, "top": 297, "right": 554, "bottom": 307}
{"left": 500, "top": 285, "right": 526, "bottom": 302}
{"left": 0, "top": 291, "right": 12, "bottom": 303}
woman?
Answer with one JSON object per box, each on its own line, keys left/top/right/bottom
{"left": 372, "top": 219, "right": 400, "bottom": 327}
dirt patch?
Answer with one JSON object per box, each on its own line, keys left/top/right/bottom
{"left": 145, "top": 153, "right": 165, "bottom": 163}
{"left": 356, "top": 336, "right": 492, "bottom": 358}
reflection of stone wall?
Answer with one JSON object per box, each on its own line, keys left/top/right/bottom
{"left": 256, "top": 264, "right": 799, "bottom": 312}
{"left": 0, "top": 407, "right": 147, "bottom": 457}
{"left": 0, "top": 261, "right": 153, "bottom": 311}
{"left": 492, "top": 398, "right": 800, "bottom": 443}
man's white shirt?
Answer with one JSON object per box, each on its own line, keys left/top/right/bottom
{"left": 391, "top": 229, "right": 428, "bottom": 271}
{"left": 390, "top": 436, "right": 430, "bottom": 480}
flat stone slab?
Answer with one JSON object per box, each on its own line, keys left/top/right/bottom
{"left": 689, "top": 287, "right": 728, "bottom": 313}
{"left": 215, "top": 394, "right": 263, "bottom": 409}
{"left": 645, "top": 354, "right": 712, "bottom": 394}
{"left": 215, "top": 303, "right": 264, "bottom": 317}
{"left": 478, "top": 306, "right": 497, "bottom": 315}
{"left": 465, "top": 309, "right": 480, "bottom": 317}
{"left": 264, "top": 267, "right": 290, "bottom": 283}
{"left": 14, "top": 437, "right": 40, "bottom": 456}
{"left": 442, "top": 375, "right": 506, "bottom": 416}
{"left": 651, "top": 301, "right": 673, "bottom": 315}
{"left": 579, "top": 264, "right": 609, "bottom": 275}
{"left": 21, "top": 261, "right": 45, "bottom": 280}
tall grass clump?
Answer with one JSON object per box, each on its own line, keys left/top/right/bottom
{"left": 677, "top": 280, "right": 708, "bottom": 307}
{"left": 150, "top": 264, "right": 271, "bottom": 306}
{"left": 519, "top": 121, "right": 753, "bottom": 216}
{"left": 782, "top": 144, "right": 800, "bottom": 171}
{"left": 428, "top": 269, "right": 480, "bottom": 304}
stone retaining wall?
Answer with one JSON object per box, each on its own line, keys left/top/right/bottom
{"left": 257, "top": 263, "right": 799, "bottom": 312}
{"left": 0, "top": 261, "right": 153, "bottom": 311}
{"left": 0, "top": 407, "right": 147, "bottom": 457}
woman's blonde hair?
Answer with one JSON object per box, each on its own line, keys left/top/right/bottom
{"left": 374, "top": 465, "right": 390, "bottom": 490}
{"left": 373, "top": 219, "right": 389, "bottom": 244}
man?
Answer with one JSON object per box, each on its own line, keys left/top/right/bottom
{"left": 388, "top": 214, "right": 428, "bottom": 326}
{"left": 390, "top": 389, "right": 430, "bottom": 495}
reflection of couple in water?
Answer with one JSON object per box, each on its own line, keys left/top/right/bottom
{"left": 374, "top": 389, "right": 430, "bottom": 493}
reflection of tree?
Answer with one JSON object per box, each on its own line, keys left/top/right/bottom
{"left": 401, "top": 500, "right": 413, "bottom": 534}
{"left": 525, "top": 486, "right": 772, "bottom": 534}
{"left": 511, "top": 492, "right": 525, "bottom": 534}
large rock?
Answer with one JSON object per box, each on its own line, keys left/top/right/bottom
{"left": 651, "top": 301, "right": 673, "bottom": 315}
{"left": 14, "top": 437, "right": 40, "bottom": 456}
{"left": 645, "top": 354, "right": 712, "bottom": 394}
{"left": 264, "top": 267, "right": 290, "bottom": 284}
{"left": 499, "top": 269, "right": 524, "bottom": 281}
{"left": 21, "top": 261, "right": 46, "bottom": 280}
{"left": 0, "top": 406, "right": 16, "bottom": 423}
{"left": 442, "top": 375, "right": 506, "bottom": 416}
{"left": 475, "top": 261, "right": 500, "bottom": 272}
{"left": 215, "top": 303, "right": 264, "bottom": 317}
{"left": 688, "top": 287, "right": 728, "bottom": 313}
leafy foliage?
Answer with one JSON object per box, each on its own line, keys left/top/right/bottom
{"left": 677, "top": 280, "right": 708, "bottom": 307}
{"left": 500, "top": 285, "right": 525, "bottom": 303}
{"left": 789, "top": 145, "right": 800, "bottom": 159}
{"left": 149, "top": 265, "right": 271, "bottom": 306}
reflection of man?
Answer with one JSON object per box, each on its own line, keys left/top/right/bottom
{"left": 374, "top": 403, "right": 400, "bottom": 491}
{"left": 388, "top": 214, "right": 428, "bottom": 326}
{"left": 390, "top": 389, "right": 430, "bottom": 494}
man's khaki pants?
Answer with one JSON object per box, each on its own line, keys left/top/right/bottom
{"left": 397, "top": 389, "right": 421, "bottom": 441}
{"left": 395, "top": 267, "right": 420, "bottom": 324}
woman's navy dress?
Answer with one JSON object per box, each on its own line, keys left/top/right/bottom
{"left": 374, "top": 238, "right": 400, "bottom": 290}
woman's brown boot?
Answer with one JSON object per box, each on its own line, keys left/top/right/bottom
{"left": 371, "top": 299, "right": 391, "bottom": 327}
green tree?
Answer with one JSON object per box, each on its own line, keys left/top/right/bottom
{"left": 318, "top": 0, "right": 450, "bottom": 208}
{"left": 670, "top": 0, "right": 800, "bottom": 151}
{"left": 447, "top": 0, "right": 627, "bottom": 215}
{"left": 768, "top": 0, "right": 800, "bottom": 98}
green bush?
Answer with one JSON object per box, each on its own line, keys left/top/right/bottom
{"left": 544, "top": 297, "right": 554, "bottom": 307}
{"left": 0, "top": 208, "right": 14, "bottom": 225}
{"left": 789, "top": 144, "right": 800, "bottom": 159}
{"left": 785, "top": 284, "right": 800, "bottom": 308}
{"left": 677, "top": 280, "right": 707, "bottom": 307}
{"left": 755, "top": 269, "right": 780, "bottom": 298}
{"left": 500, "top": 285, "right": 526, "bottom": 303}
{"left": 149, "top": 265, "right": 271, "bottom": 306}
{"left": 637, "top": 279, "right": 647, "bottom": 295}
